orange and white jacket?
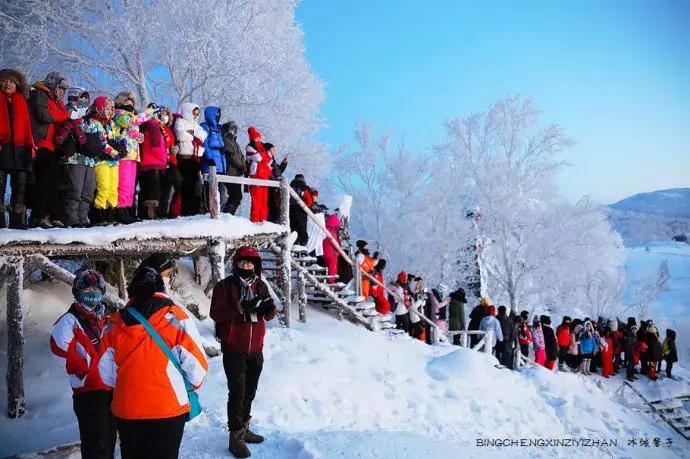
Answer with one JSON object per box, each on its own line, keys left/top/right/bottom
{"left": 98, "top": 293, "right": 208, "bottom": 420}
{"left": 50, "top": 303, "right": 109, "bottom": 393}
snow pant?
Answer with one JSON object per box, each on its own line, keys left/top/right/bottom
{"left": 178, "top": 157, "right": 202, "bottom": 216}
{"left": 223, "top": 347, "right": 264, "bottom": 431}
{"left": 666, "top": 360, "right": 673, "bottom": 378}
{"left": 409, "top": 320, "right": 423, "bottom": 339}
{"left": 290, "top": 209, "right": 308, "bottom": 245}
{"left": 221, "top": 181, "right": 243, "bottom": 214}
{"left": 62, "top": 164, "right": 96, "bottom": 226}
{"left": 520, "top": 344, "right": 530, "bottom": 358}
{"left": 558, "top": 346, "right": 568, "bottom": 367}
{"left": 626, "top": 354, "right": 636, "bottom": 379}
{"left": 499, "top": 342, "right": 514, "bottom": 368}
{"left": 117, "top": 413, "right": 186, "bottom": 459}
{"left": 469, "top": 330, "right": 481, "bottom": 348}
{"left": 395, "top": 313, "right": 410, "bottom": 332}
{"left": 31, "top": 148, "right": 62, "bottom": 220}
{"left": 648, "top": 361, "right": 658, "bottom": 379}
{"left": 452, "top": 331, "right": 462, "bottom": 346}
{"left": 73, "top": 390, "right": 117, "bottom": 459}
{"left": 267, "top": 186, "right": 281, "bottom": 223}
{"left": 534, "top": 348, "right": 546, "bottom": 366}
{"left": 544, "top": 359, "right": 556, "bottom": 370}
{"left": 138, "top": 169, "right": 164, "bottom": 219}
{"left": 591, "top": 352, "right": 600, "bottom": 373}
{"left": 117, "top": 159, "right": 138, "bottom": 208}
{"left": 249, "top": 185, "right": 269, "bottom": 222}
{"left": 0, "top": 169, "right": 28, "bottom": 209}
{"left": 323, "top": 254, "right": 338, "bottom": 283}
{"left": 94, "top": 162, "right": 119, "bottom": 210}
{"left": 160, "top": 165, "right": 183, "bottom": 218}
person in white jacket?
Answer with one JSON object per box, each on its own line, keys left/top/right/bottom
{"left": 479, "top": 305, "right": 504, "bottom": 353}
{"left": 174, "top": 102, "right": 208, "bottom": 216}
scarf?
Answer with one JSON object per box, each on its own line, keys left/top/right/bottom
{"left": 239, "top": 275, "right": 259, "bottom": 323}
{"left": 0, "top": 92, "right": 33, "bottom": 147}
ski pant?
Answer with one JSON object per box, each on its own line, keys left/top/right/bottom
{"left": 626, "top": 355, "right": 636, "bottom": 379}
{"left": 221, "top": 181, "right": 243, "bottom": 214}
{"left": 534, "top": 348, "right": 546, "bottom": 366}
{"left": 62, "top": 164, "right": 96, "bottom": 226}
{"left": 94, "top": 162, "right": 119, "bottom": 210}
{"left": 73, "top": 390, "right": 117, "bottom": 459}
{"left": 323, "top": 254, "right": 338, "bottom": 283}
{"left": 117, "top": 414, "right": 186, "bottom": 459}
{"left": 666, "top": 360, "right": 673, "bottom": 378}
{"left": 520, "top": 343, "right": 530, "bottom": 358}
{"left": 558, "top": 346, "right": 568, "bottom": 366}
{"left": 267, "top": 186, "right": 282, "bottom": 223}
{"left": 31, "top": 148, "right": 62, "bottom": 219}
{"left": 178, "top": 157, "right": 202, "bottom": 216}
{"left": 117, "top": 159, "right": 137, "bottom": 208}
{"left": 0, "top": 169, "right": 28, "bottom": 209}
{"left": 223, "top": 347, "right": 264, "bottom": 431}
{"left": 498, "top": 342, "right": 513, "bottom": 368}
{"left": 249, "top": 185, "right": 269, "bottom": 222}
{"left": 395, "top": 313, "right": 410, "bottom": 332}
{"left": 544, "top": 359, "right": 556, "bottom": 370}
{"left": 290, "top": 210, "right": 308, "bottom": 245}
{"left": 138, "top": 169, "right": 164, "bottom": 218}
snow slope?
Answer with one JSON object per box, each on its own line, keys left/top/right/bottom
{"left": 1, "top": 276, "right": 689, "bottom": 458}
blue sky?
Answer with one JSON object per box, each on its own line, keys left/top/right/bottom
{"left": 296, "top": 0, "right": 690, "bottom": 204}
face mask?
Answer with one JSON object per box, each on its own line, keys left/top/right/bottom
{"left": 121, "top": 104, "right": 135, "bottom": 113}
{"left": 238, "top": 268, "right": 255, "bottom": 279}
{"left": 77, "top": 290, "right": 103, "bottom": 310}
{"left": 163, "top": 276, "right": 171, "bottom": 293}
{"left": 161, "top": 115, "right": 169, "bottom": 125}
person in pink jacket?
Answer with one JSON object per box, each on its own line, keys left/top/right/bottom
{"left": 138, "top": 104, "right": 170, "bottom": 219}
{"left": 322, "top": 213, "right": 341, "bottom": 283}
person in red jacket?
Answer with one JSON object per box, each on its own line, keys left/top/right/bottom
{"left": 370, "top": 259, "right": 390, "bottom": 315}
{"left": 555, "top": 316, "right": 572, "bottom": 371}
{"left": 28, "top": 71, "right": 70, "bottom": 228}
{"left": 210, "top": 246, "right": 277, "bottom": 458}
{"left": 245, "top": 127, "right": 272, "bottom": 223}
{"left": 601, "top": 328, "right": 614, "bottom": 378}
{"left": 50, "top": 268, "right": 116, "bottom": 459}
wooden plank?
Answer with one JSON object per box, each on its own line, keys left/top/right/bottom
{"left": 215, "top": 175, "right": 282, "bottom": 188}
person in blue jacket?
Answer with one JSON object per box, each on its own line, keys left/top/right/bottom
{"left": 578, "top": 321, "right": 599, "bottom": 375}
{"left": 201, "top": 106, "right": 229, "bottom": 212}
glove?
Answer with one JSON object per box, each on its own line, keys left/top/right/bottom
{"left": 373, "top": 251, "right": 379, "bottom": 259}
{"left": 254, "top": 300, "right": 275, "bottom": 317}
{"left": 241, "top": 298, "right": 260, "bottom": 313}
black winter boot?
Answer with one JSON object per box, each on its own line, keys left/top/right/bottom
{"left": 8, "top": 204, "right": 27, "bottom": 230}
{"left": 116, "top": 207, "right": 136, "bottom": 224}
{"left": 229, "top": 429, "right": 251, "bottom": 458}
{"left": 243, "top": 421, "right": 264, "bottom": 444}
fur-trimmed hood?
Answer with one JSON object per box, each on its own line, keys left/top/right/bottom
{"left": 0, "top": 68, "right": 30, "bottom": 98}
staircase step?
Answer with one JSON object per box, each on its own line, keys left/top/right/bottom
{"left": 652, "top": 399, "right": 684, "bottom": 410}
{"left": 362, "top": 309, "right": 380, "bottom": 317}
{"left": 379, "top": 321, "right": 396, "bottom": 329}
{"left": 353, "top": 301, "right": 375, "bottom": 311}
{"left": 669, "top": 409, "right": 690, "bottom": 420}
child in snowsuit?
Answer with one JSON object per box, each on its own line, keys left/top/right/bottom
{"left": 83, "top": 96, "right": 124, "bottom": 225}
{"left": 245, "top": 127, "right": 273, "bottom": 222}
{"left": 662, "top": 329, "right": 678, "bottom": 379}
{"left": 56, "top": 88, "right": 93, "bottom": 227}
{"left": 112, "top": 91, "right": 154, "bottom": 223}
{"left": 51, "top": 268, "right": 116, "bottom": 459}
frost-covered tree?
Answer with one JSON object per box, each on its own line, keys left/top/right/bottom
{"left": 0, "top": 0, "right": 326, "bottom": 178}
{"left": 626, "top": 259, "right": 671, "bottom": 319}
{"left": 434, "top": 96, "right": 625, "bottom": 312}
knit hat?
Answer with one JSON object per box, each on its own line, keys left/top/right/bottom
{"left": 497, "top": 305, "right": 506, "bottom": 315}
{"left": 0, "top": 68, "right": 30, "bottom": 98}
{"left": 396, "top": 271, "right": 407, "bottom": 284}
{"left": 72, "top": 268, "right": 106, "bottom": 298}
{"left": 540, "top": 315, "right": 551, "bottom": 325}
{"left": 487, "top": 305, "right": 497, "bottom": 316}
{"left": 247, "top": 126, "right": 262, "bottom": 142}
{"left": 92, "top": 96, "right": 114, "bottom": 121}
{"left": 135, "top": 254, "right": 174, "bottom": 275}
{"left": 562, "top": 316, "right": 571, "bottom": 323}
{"left": 375, "top": 259, "right": 387, "bottom": 270}
{"left": 520, "top": 310, "right": 529, "bottom": 321}
{"left": 114, "top": 90, "right": 136, "bottom": 108}
{"left": 479, "top": 297, "right": 490, "bottom": 307}
{"left": 126, "top": 267, "right": 164, "bottom": 300}
{"left": 44, "top": 71, "right": 69, "bottom": 91}
{"left": 356, "top": 240, "right": 368, "bottom": 250}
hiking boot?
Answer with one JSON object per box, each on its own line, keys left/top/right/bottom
{"left": 116, "top": 207, "right": 137, "bottom": 224}
{"left": 244, "top": 421, "right": 264, "bottom": 444}
{"left": 229, "top": 429, "right": 251, "bottom": 458}
{"left": 143, "top": 200, "right": 158, "bottom": 220}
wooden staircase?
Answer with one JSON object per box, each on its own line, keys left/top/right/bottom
{"left": 260, "top": 246, "right": 401, "bottom": 335}
{"left": 620, "top": 380, "right": 690, "bottom": 440}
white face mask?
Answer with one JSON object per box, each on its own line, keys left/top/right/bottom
{"left": 163, "top": 276, "right": 172, "bottom": 293}
{"left": 161, "top": 115, "right": 169, "bottom": 124}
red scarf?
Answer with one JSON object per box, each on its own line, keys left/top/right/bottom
{"left": 0, "top": 91, "right": 33, "bottom": 147}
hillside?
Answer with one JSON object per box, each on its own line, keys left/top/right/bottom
{"left": 1, "top": 268, "right": 689, "bottom": 458}
{"left": 607, "top": 188, "right": 690, "bottom": 246}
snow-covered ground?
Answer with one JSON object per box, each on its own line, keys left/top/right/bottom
{"left": 2, "top": 267, "right": 690, "bottom": 458}
{"left": 624, "top": 241, "right": 690, "bottom": 360}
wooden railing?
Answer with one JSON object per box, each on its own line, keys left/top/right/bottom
{"left": 445, "top": 330, "right": 494, "bottom": 354}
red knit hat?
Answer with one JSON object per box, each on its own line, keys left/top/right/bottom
{"left": 396, "top": 271, "right": 407, "bottom": 284}
{"left": 487, "top": 305, "right": 497, "bottom": 316}
{"left": 247, "top": 126, "right": 262, "bottom": 142}
{"left": 92, "top": 96, "right": 114, "bottom": 120}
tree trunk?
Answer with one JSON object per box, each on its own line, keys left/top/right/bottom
{"left": 296, "top": 270, "right": 307, "bottom": 323}
{"left": 6, "top": 257, "right": 26, "bottom": 418}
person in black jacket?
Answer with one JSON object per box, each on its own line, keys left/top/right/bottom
{"left": 540, "top": 315, "right": 559, "bottom": 371}
{"left": 219, "top": 121, "right": 246, "bottom": 215}
{"left": 289, "top": 174, "right": 312, "bottom": 245}
{"left": 263, "top": 143, "right": 288, "bottom": 224}
{"left": 624, "top": 325, "right": 638, "bottom": 382}
{"left": 645, "top": 331, "right": 663, "bottom": 381}
{"left": 496, "top": 306, "right": 513, "bottom": 367}
{"left": 468, "top": 298, "right": 488, "bottom": 347}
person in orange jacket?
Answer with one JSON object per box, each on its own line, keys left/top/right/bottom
{"left": 98, "top": 267, "right": 208, "bottom": 459}
{"left": 51, "top": 268, "right": 116, "bottom": 459}
{"left": 355, "top": 240, "right": 377, "bottom": 299}
{"left": 210, "top": 246, "right": 277, "bottom": 458}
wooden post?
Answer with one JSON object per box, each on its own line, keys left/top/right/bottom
{"left": 208, "top": 165, "right": 220, "bottom": 220}
{"left": 276, "top": 177, "right": 292, "bottom": 327}
{"left": 116, "top": 258, "right": 127, "bottom": 301}
{"left": 296, "top": 270, "right": 307, "bottom": 323}
{"left": 6, "top": 257, "right": 26, "bottom": 418}
{"left": 207, "top": 239, "right": 226, "bottom": 294}
{"left": 462, "top": 331, "right": 469, "bottom": 348}
{"left": 484, "top": 330, "right": 493, "bottom": 355}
